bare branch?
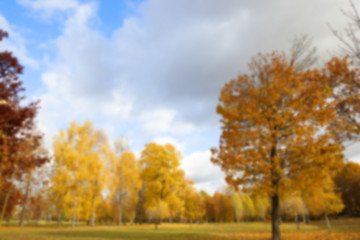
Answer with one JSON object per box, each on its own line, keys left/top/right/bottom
{"left": 330, "top": 0, "right": 360, "bottom": 65}
{"left": 288, "top": 34, "right": 317, "bottom": 70}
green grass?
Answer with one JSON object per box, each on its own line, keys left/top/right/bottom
{"left": 0, "top": 219, "right": 359, "bottom": 240}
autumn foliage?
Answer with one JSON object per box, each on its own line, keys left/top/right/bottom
{"left": 0, "top": 30, "right": 48, "bottom": 225}
{"left": 211, "top": 53, "right": 360, "bottom": 239}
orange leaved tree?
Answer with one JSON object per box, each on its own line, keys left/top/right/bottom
{"left": 0, "top": 30, "right": 48, "bottom": 225}
{"left": 211, "top": 52, "right": 344, "bottom": 240}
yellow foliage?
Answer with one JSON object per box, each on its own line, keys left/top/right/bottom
{"left": 146, "top": 200, "right": 169, "bottom": 222}
{"left": 302, "top": 174, "right": 344, "bottom": 217}
{"left": 107, "top": 146, "right": 142, "bottom": 224}
{"left": 184, "top": 183, "right": 205, "bottom": 222}
{"left": 140, "top": 142, "right": 186, "bottom": 221}
{"left": 51, "top": 121, "right": 107, "bottom": 225}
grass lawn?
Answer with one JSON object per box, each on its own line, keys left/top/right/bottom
{"left": 0, "top": 219, "right": 359, "bottom": 240}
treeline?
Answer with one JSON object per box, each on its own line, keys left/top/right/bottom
{"left": 1, "top": 119, "right": 359, "bottom": 227}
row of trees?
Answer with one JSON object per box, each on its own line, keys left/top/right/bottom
{"left": 3, "top": 141, "right": 358, "bottom": 227}
{"left": 49, "top": 121, "right": 204, "bottom": 228}
{"left": 2, "top": 119, "right": 358, "bottom": 229}
{"left": 49, "top": 121, "right": 267, "bottom": 228}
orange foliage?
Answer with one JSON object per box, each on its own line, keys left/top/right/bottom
{"left": 211, "top": 52, "right": 352, "bottom": 240}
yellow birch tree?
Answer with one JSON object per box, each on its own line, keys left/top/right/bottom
{"left": 108, "top": 149, "right": 141, "bottom": 225}
{"left": 140, "top": 142, "right": 186, "bottom": 229}
{"left": 51, "top": 121, "right": 106, "bottom": 227}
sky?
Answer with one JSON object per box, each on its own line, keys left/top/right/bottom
{"left": 0, "top": 0, "right": 360, "bottom": 194}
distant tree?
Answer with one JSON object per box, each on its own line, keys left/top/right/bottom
{"left": 203, "top": 193, "right": 215, "bottom": 222}
{"left": 167, "top": 190, "right": 185, "bottom": 222}
{"left": 222, "top": 194, "right": 235, "bottom": 222}
{"left": 253, "top": 194, "right": 269, "bottom": 222}
{"left": 25, "top": 163, "right": 52, "bottom": 224}
{"left": 96, "top": 196, "right": 112, "bottom": 224}
{"left": 0, "top": 30, "right": 48, "bottom": 225}
{"left": 230, "top": 192, "right": 243, "bottom": 222}
{"left": 211, "top": 52, "right": 345, "bottom": 240}
{"left": 280, "top": 192, "right": 304, "bottom": 229}
{"left": 211, "top": 192, "right": 234, "bottom": 222}
{"left": 302, "top": 173, "right": 343, "bottom": 233}
{"left": 18, "top": 142, "right": 49, "bottom": 226}
{"left": 241, "top": 195, "right": 255, "bottom": 221}
{"left": 108, "top": 149, "right": 141, "bottom": 225}
{"left": 145, "top": 200, "right": 169, "bottom": 230}
{"left": 140, "top": 143, "right": 186, "bottom": 229}
{"left": 184, "top": 182, "right": 204, "bottom": 225}
{"left": 212, "top": 192, "right": 222, "bottom": 222}
{"left": 334, "top": 162, "right": 360, "bottom": 216}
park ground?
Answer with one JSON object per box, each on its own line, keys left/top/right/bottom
{"left": 0, "top": 218, "right": 359, "bottom": 240}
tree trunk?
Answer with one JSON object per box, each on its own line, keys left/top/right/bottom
{"left": 90, "top": 210, "right": 95, "bottom": 227}
{"left": 301, "top": 209, "right": 306, "bottom": 223}
{"left": 0, "top": 184, "right": 13, "bottom": 226}
{"left": 305, "top": 213, "right": 310, "bottom": 224}
{"left": 19, "top": 173, "right": 31, "bottom": 227}
{"left": 324, "top": 211, "right": 332, "bottom": 233}
{"left": 270, "top": 145, "right": 281, "bottom": 240}
{"left": 301, "top": 204, "right": 310, "bottom": 224}
{"left": 57, "top": 211, "right": 62, "bottom": 226}
{"left": 130, "top": 212, "right": 135, "bottom": 225}
{"left": 71, "top": 214, "right": 75, "bottom": 227}
{"left": 271, "top": 194, "right": 281, "bottom": 240}
{"left": 118, "top": 209, "right": 122, "bottom": 226}
{"left": 19, "top": 203, "right": 26, "bottom": 227}
{"left": 295, "top": 215, "right": 300, "bottom": 230}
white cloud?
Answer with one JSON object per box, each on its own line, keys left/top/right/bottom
{"left": 141, "top": 109, "right": 195, "bottom": 135}
{"left": 194, "top": 179, "right": 227, "bottom": 195}
{"left": 152, "top": 136, "right": 185, "bottom": 152}
{"left": 34, "top": 1, "right": 131, "bottom": 142}
{"left": 181, "top": 150, "right": 224, "bottom": 184}
{"left": 34, "top": 0, "right": 360, "bottom": 141}
{"left": 344, "top": 142, "right": 360, "bottom": 164}
{"left": 18, "top": 0, "right": 78, "bottom": 11}
{"left": 102, "top": 89, "right": 133, "bottom": 120}
{"left": 17, "top": 0, "right": 79, "bottom": 18}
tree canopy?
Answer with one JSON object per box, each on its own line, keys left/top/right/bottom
{"left": 0, "top": 30, "right": 48, "bottom": 225}
{"left": 211, "top": 52, "right": 350, "bottom": 240}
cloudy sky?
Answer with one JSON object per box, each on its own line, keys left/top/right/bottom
{"left": 0, "top": 0, "right": 359, "bottom": 194}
